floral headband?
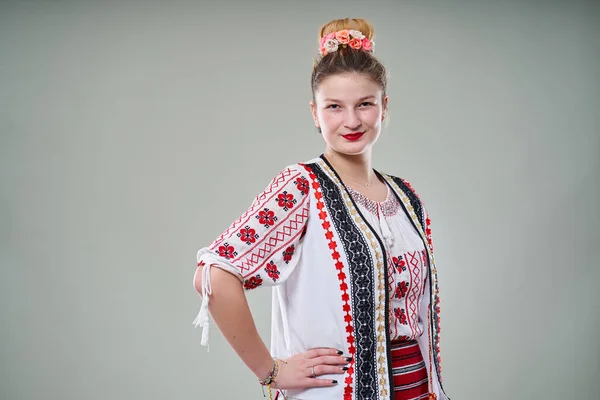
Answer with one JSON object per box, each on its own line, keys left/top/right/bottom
{"left": 319, "top": 29, "right": 374, "bottom": 56}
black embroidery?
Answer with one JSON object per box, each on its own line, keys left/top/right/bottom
{"left": 308, "top": 163, "right": 379, "bottom": 399}
{"left": 389, "top": 176, "right": 425, "bottom": 230}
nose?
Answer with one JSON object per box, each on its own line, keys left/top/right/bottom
{"left": 343, "top": 109, "right": 362, "bottom": 131}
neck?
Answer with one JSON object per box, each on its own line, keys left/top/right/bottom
{"left": 323, "top": 147, "right": 375, "bottom": 184}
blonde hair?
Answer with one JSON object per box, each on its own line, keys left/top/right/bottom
{"left": 311, "top": 18, "right": 387, "bottom": 102}
{"left": 319, "top": 18, "right": 375, "bottom": 42}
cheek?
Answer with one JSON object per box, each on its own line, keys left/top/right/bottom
{"left": 364, "top": 108, "right": 382, "bottom": 125}
{"left": 319, "top": 111, "right": 341, "bottom": 129}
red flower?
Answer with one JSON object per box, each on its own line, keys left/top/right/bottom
{"left": 277, "top": 191, "right": 296, "bottom": 211}
{"left": 392, "top": 256, "right": 406, "bottom": 273}
{"left": 237, "top": 226, "right": 258, "bottom": 245}
{"left": 394, "top": 281, "right": 409, "bottom": 299}
{"left": 295, "top": 177, "right": 309, "bottom": 195}
{"left": 217, "top": 243, "right": 237, "bottom": 259}
{"left": 282, "top": 245, "right": 295, "bottom": 263}
{"left": 394, "top": 308, "right": 408, "bottom": 325}
{"left": 256, "top": 208, "right": 277, "bottom": 227}
{"left": 265, "top": 261, "right": 280, "bottom": 282}
{"left": 244, "top": 275, "right": 263, "bottom": 290}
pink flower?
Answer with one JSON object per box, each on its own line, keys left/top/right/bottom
{"left": 335, "top": 30, "right": 350, "bottom": 44}
{"left": 322, "top": 38, "right": 339, "bottom": 54}
{"left": 348, "top": 38, "right": 362, "bottom": 49}
{"left": 348, "top": 30, "right": 365, "bottom": 40}
{"left": 320, "top": 32, "right": 336, "bottom": 48}
{"left": 362, "top": 38, "right": 372, "bottom": 51}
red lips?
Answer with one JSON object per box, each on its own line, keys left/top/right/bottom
{"left": 341, "top": 132, "right": 364, "bottom": 141}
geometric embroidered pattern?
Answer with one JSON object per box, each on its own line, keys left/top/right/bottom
{"left": 209, "top": 168, "right": 302, "bottom": 249}
{"left": 309, "top": 162, "right": 380, "bottom": 400}
{"left": 206, "top": 166, "right": 311, "bottom": 280}
{"left": 405, "top": 250, "right": 423, "bottom": 337}
{"left": 385, "top": 174, "right": 447, "bottom": 395}
{"left": 302, "top": 163, "right": 357, "bottom": 400}
{"left": 236, "top": 206, "right": 309, "bottom": 276}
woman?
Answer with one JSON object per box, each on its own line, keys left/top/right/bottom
{"left": 193, "top": 18, "right": 450, "bottom": 400}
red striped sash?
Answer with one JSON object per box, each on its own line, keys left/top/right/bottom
{"left": 391, "top": 339, "right": 429, "bottom": 400}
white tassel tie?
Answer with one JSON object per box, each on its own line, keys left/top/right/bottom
{"left": 192, "top": 263, "right": 212, "bottom": 351}
{"left": 379, "top": 204, "right": 395, "bottom": 249}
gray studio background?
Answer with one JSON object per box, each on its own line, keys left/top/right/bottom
{"left": 1, "top": 1, "right": 599, "bottom": 399}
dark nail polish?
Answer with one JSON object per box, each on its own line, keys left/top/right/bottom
{"left": 345, "top": 357, "right": 352, "bottom": 362}
{"left": 331, "top": 380, "right": 338, "bottom": 384}
{"left": 342, "top": 366, "right": 349, "bottom": 371}
{"left": 337, "top": 350, "right": 343, "bottom": 355}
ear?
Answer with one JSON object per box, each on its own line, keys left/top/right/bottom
{"left": 382, "top": 95, "right": 389, "bottom": 120}
{"left": 309, "top": 101, "right": 320, "bottom": 128}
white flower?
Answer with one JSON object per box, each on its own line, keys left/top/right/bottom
{"left": 323, "top": 38, "right": 339, "bottom": 53}
{"left": 348, "top": 30, "right": 365, "bottom": 39}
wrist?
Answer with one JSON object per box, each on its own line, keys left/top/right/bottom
{"left": 255, "top": 356, "right": 276, "bottom": 382}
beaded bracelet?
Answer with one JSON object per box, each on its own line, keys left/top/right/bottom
{"left": 259, "top": 359, "right": 286, "bottom": 400}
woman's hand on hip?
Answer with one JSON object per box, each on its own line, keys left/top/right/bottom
{"left": 273, "top": 348, "right": 351, "bottom": 390}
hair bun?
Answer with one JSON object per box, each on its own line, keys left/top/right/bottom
{"left": 319, "top": 18, "right": 375, "bottom": 42}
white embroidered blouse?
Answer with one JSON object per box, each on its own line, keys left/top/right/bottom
{"left": 345, "top": 186, "right": 428, "bottom": 342}
{"left": 193, "top": 156, "right": 449, "bottom": 400}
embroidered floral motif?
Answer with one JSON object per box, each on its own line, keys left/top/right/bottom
{"left": 394, "top": 308, "right": 408, "bottom": 325}
{"left": 394, "top": 281, "right": 409, "bottom": 299}
{"left": 256, "top": 208, "right": 277, "bottom": 228}
{"left": 294, "top": 176, "right": 309, "bottom": 196}
{"left": 265, "top": 261, "right": 280, "bottom": 282}
{"left": 392, "top": 256, "right": 406, "bottom": 274}
{"left": 217, "top": 243, "right": 237, "bottom": 259}
{"left": 282, "top": 245, "right": 295, "bottom": 264}
{"left": 237, "top": 226, "right": 259, "bottom": 245}
{"left": 346, "top": 186, "right": 400, "bottom": 217}
{"left": 243, "top": 274, "right": 263, "bottom": 290}
{"left": 277, "top": 191, "right": 297, "bottom": 211}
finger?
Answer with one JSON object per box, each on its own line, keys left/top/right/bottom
{"left": 304, "top": 378, "right": 339, "bottom": 388}
{"left": 304, "top": 348, "right": 343, "bottom": 358}
{"left": 308, "top": 355, "right": 352, "bottom": 367}
{"left": 313, "top": 365, "right": 349, "bottom": 376}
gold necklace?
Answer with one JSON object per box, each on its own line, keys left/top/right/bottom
{"left": 326, "top": 153, "right": 376, "bottom": 189}
{"left": 338, "top": 171, "right": 376, "bottom": 189}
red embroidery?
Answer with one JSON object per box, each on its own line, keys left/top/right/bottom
{"left": 394, "top": 281, "right": 409, "bottom": 299}
{"left": 302, "top": 164, "right": 354, "bottom": 399}
{"left": 256, "top": 208, "right": 277, "bottom": 228}
{"left": 217, "top": 243, "right": 237, "bottom": 259}
{"left": 244, "top": 275, "right": 263, "bottom": 290}
{"left": 295, "top": 176, "right": 309, "bottom": 195}
{"left": 405, "top": 250, "right": 424, "bottom": 336}
{"left": 237, "top": 226, "right": 259, "bottom": 245}
{"left": 392, "top": 256, "right": 406, "bottom": 273}
{"left": 394, "top": 308, "right": 408, "bottom": 325}
{"left": 282, "top": 245, "right": 295, "bottom": 264}
{"left": 210, "top": 168, "right": 302, "bottom": 248}
{"left": 237, "top": 207, "right": 309, "bottom": 276}
{"left": 265, "top": 261, "right": 280, "bottom": 282}
{"left": 277, "top": 191, "right": 296, "bottom": 211}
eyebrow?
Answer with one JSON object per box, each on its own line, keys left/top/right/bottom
{"left": 323, "top": 95, "right": 377, "bottom": 103}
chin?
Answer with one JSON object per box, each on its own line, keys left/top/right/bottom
{"left": 331, "top": 142, "right": 372, "bottom": 156}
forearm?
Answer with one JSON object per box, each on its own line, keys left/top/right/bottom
{"left": 195, "top": 266, "right": 273, "bottom": 380}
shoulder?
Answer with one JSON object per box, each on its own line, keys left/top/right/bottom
{"left": 381, "top": 172, "right": 423, "bottom": 201}
{"left": 380, "top": 171, "right": 428, "bottom": 223}
{"left": 270, "top": 157, "right": 324, "bottom": 184}
{"left": 259, "top": 162, "right": 313, "bottom": 198}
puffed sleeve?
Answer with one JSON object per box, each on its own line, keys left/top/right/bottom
{"left": 192, "top": 164, "right": 311, "bottom": 348}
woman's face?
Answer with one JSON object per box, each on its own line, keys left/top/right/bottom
{"left": 311, "top": 73, "right": 387, "bottom": 157}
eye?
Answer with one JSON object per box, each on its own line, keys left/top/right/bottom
{"left": 359, "top": 102, "right": 375, "bottom": 107}
{"left": 326, "top": 104, "right": 340, "bottom": 109}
